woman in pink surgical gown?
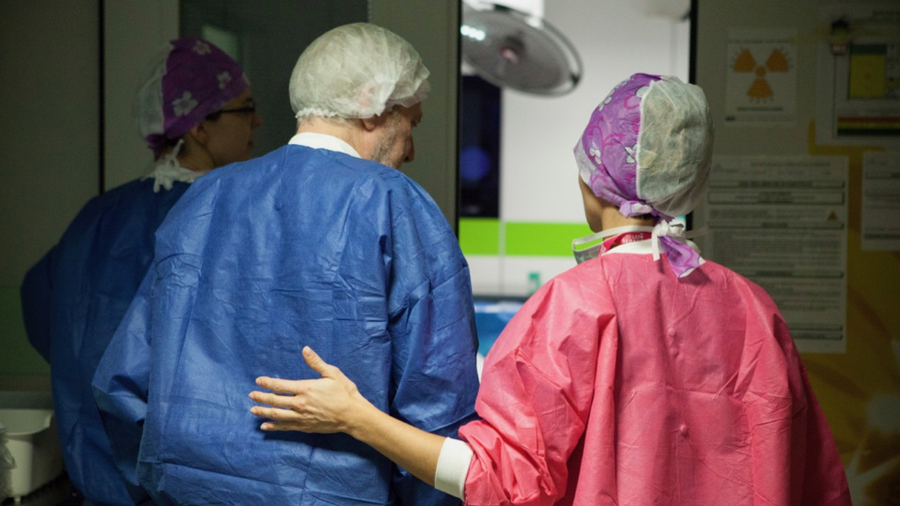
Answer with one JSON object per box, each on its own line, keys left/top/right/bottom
{"left": 248, "top": 73, "right": 852, "bottom": 506}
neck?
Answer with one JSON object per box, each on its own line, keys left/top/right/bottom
{"left": 599, "top": 205, "right": 654, "bottom": 231}
{"left": 176, "top": 154, "right": 212, "bottom": 173}
{"left": 157, "top": 141, "right": 213, "bottom": 173}
{"left": 175, "top": 145, "right": 215, "bottom": 172}
{"left": 296, "top": 118, "right": 367, "bottom": 157}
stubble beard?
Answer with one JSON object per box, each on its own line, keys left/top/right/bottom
{"left": 370, "top": 122, "right": 403, "bottom": 169}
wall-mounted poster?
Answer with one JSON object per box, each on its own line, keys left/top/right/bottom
{"left": 725, "top": 28, "right": 798, "bottom": 125}
{"left": 862, "top": 153, "right": 900, "bottom": 250}
{"left": 815, "top": 4, "right": 900, "bottom": 149}
{"left": 704, "top": 155, "right": 848, "bottom": 353}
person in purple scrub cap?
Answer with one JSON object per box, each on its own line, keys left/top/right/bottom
{"left": 20, "top": 37, "right": 260, "bottom": 505}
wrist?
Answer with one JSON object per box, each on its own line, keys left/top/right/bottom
{"left": 343, "top": 395, "right": 382, "bottom": 440}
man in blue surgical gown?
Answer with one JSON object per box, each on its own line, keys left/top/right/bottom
{"left": 91, "top": 23, "right": 480, "bottom": 505}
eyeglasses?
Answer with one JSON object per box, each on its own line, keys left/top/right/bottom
{"left": 207, "top": 103, "right": 256, "bottom": 120}
{"left": 218, "top": 106, "right": 256, "bottom": 115}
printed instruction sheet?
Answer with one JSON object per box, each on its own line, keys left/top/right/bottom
{"left": 706, "top": 156, "right": 848, "bottom": 353}
{"left": 862, "top": 152, "right": 900, "bottom": 250}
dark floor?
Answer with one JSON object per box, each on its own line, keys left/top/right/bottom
{"left": 2, "top": 474, "right": 82, "bottom": 506}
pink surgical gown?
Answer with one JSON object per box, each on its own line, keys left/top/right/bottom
{"left": 459, "top": 248, "right": 851, "bottom": 506}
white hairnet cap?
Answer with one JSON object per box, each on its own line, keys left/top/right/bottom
{"left": 636, "top": 76, "right": 714, "bottom": 218}
{"left": 289, "top": 23, "right": 431, "bottom": 119}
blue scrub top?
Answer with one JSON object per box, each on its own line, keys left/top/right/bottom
{"left": 93, "top": 145, "right": 480, "bottom": 505}
{"left": 21, "top": 177, "right": 190, "bottom": 506}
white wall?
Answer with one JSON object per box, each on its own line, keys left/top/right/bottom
{"left": 502, "top": 0, "right": 690, "bottom": 224}
{"left": 467, "top": 0, "right": 690, "bottom": 295}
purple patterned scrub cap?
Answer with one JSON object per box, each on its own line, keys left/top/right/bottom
{"left": 573, "top": 73, "right": 714, "bottom": 277}
{"left": 574, "top": 73, "right": 713, "bottom": 219}
{"left": 135, "top": 38, "right": 247, "bottom": 159}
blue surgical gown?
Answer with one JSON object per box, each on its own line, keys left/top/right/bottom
{"left": 92, "top": 145, "right": 481, "bottom": 505}
{"left": 20, "top": 177, "right": 190, "bottom": 506}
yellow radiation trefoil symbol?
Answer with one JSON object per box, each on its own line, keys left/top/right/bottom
{"left": 733, "top": 48, "right": 790, "bottom": 99}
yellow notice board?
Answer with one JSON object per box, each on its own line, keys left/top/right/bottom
{"left": 697, "top": 0, "right": 900, "bottom": 501}
{"left": 803, "top": 128, "right": 900, "bottom": 505}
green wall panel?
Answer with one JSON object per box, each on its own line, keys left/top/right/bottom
{"left": 459, "top": 218, "right": 501, "bottom": 255}
{"left": 504, "top": 222, "right": 593, "bottom": 257}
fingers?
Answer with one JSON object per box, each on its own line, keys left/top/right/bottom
{"left": 253, "top": 347, "right": 336, "bottom": 393}
{"left": 249, "top": 405, "right": 296, "bottom": 421}
{"left": 248, "top": 390, "right": 297, "bottom": 408}
{"left": 258, "top": 421, "right": 305, "bottom": 432}
{"left": 249, "top": 404, "right": 311, "bottom": 424}
{"left": 302, "top": 346, "right": 336, "bottom": 378}
{"left": 254, "top": 376, "right": 305, "bottom": 394}
{"left": 249, "top": 404, "right": 336, "bottom": 434}
{"left": 249, "top": 348, "right": 355, "bottom": 436}
{"left": 249, "top": 406, "right": 306, "bottom": 432}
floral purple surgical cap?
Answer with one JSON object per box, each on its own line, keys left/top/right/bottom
{"left": 135, "top": 38, "right": 247, "bottom": 159}
{"left": 574, "top": 73, "right": 713, "bottom": 219}
{"left": 574, "top": 73, "right": 715, "bottom": 277}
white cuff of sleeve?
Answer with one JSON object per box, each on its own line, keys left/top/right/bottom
{"left": 434, "top": 437, "right": 473, "bottom": 500}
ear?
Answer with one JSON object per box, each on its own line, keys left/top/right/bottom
{"left": 359, "top": 112, "right": 388, "bottom": 133}
{"left": 187, "top": 121, "right": 210, "bottom": 147}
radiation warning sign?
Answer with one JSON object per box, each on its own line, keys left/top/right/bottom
{"left": 725, "top": 29, "right": 798, "bottom": 124}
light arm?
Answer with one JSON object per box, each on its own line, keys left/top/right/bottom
{"left": 249, "top": 346, "right": 454, "bottom": 489}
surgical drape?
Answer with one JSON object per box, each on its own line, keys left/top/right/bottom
{"left": 93, "top": 145, "right": 480, "bottom": 505}
{"left": 459, "top": 249, "right": 851, "bottom": 506}
{"left": 20, "top": 178, "right": 189, "bottom": 506}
